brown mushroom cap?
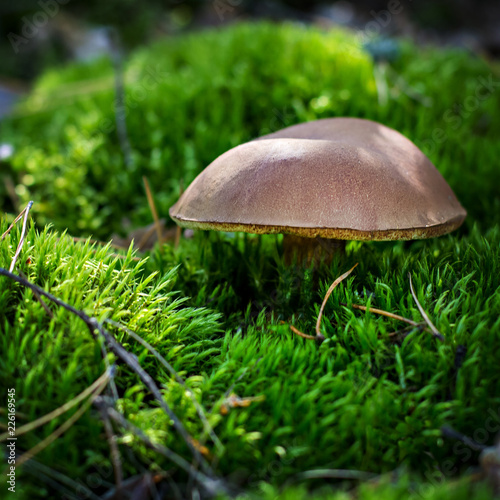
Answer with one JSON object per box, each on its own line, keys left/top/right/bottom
{"left": 169, "top": 118, "right": 466, "bottom": 240}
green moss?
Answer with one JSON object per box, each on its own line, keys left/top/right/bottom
{"left": 1, "top": 21, "right": 499, "bottom": 499}
{"left": 3, "top": 22, "right": 499, "bottom": 236}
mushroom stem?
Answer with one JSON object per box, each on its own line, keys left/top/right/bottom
{"left": 283, "top": 235, "right": 345, "bottom": 266}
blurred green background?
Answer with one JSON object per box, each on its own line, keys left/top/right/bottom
{"left": 1, "top": 0, "right": 499, "bottom": 81}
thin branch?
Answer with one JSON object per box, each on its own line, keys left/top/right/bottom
{"left": 96, "top": 398, "right": 227, "bottom": 497}
{"left": 96, "top": 334, "right": 119, "bottom": 403}
{"left": 0, "top": 268, "right": 213, "bottom": 477}
{"left": 105, "top": 319, "right": 223, "bottom": 453}
{"left": 441, "top": 425, "right": 486, "bottom": 452}
{"left": 94, "top": 321, "right": 214, "bottom": 477}
{"left": 408, "top": 272, "right": 444, "bottom": 341}
{"left": 23, "top": 458, "right": 102, "bottom": 500}
{"left": 0, "top": 368, "right": 112, "bottom": 442}
{"left": 0, "top": 267, "right": 98, "bottom": 328}
{"left": 98, "top": 401, "right": 123, "bottom": 490}
{"left": 316, "top": 264, "right": 358, "bottom": 337}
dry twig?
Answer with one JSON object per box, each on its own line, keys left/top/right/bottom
{"left": 0, "top": 267, "right": 214, "bottom": 479}
{"left": 105, "top": 318, "right": 223, "bottom": 454}
{"left": 97, "top": 400, "right": 123, "bottom": 490}
{"left": 0, "top": 369, "right": 112, "bottom": 442}
{"left": 95, "top": 398, "right": 227, "bottom": 497}
{"left": 290, "top": 263, "right": 358, "bottom": 341}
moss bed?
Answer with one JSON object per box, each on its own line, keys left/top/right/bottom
{"left": 1, "top": 22, "right": 499, "bottom": 499}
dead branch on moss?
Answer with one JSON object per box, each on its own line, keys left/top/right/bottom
{"left": 95, "top": 397, "right": 228, "bottom": 497}
{"left": 97, "top": 399, "right": 124, "bottom": 491}
{"left": 340, "top": 301, "right": 428, "bottom": 340}
{"left": 0, "top": 266, "right": 216, "bottom": 481}
{"left": 386, "top": 323, "right": 426, "bottom": 340}
{"left": 23, "top": 458, "right": 102, "bottom": 500}
{"left": 105, "top": 318, "right": 223, "bottom": 454}
{"left": 19, "top": 268, "right": 54, "bottom": 318}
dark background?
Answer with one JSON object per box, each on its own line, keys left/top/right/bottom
{"left": 1, "top": 0, "right": 499, "bottom": 81}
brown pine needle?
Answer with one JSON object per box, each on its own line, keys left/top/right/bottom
{"left": 408, "top": 272, "right": 445, "bottom": 341}
{"left": 9, "top": 201, "right": 33, "bottom": 272}
{"left": 143, "top": 176, "right": 163, "bottom": 245}
{"left": 289, "top": 324, "right": 317, "bottom": 340}
{"left": 1, "top": 201, "right": 34, "bottom": 272}
{"left": 315, "top": 263, "right": 358, "bottom": 337}
{"left": 15, "top": 373, "right": 110, "bottom": 468}
{"left": 1, "top": 201, "right": 31, "bottom": 241}
{"left": 0, "top": 369, "right": 111, "bottom": 442}
{"left": 341, "top": 302, "right": 420, "bottom": 327}
{"left": 289, "top": 263, "right": 358, "bottom": 341}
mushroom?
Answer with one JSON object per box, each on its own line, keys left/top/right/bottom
{"left": 169, "top": 118, "right": 466, "bottom": 263}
